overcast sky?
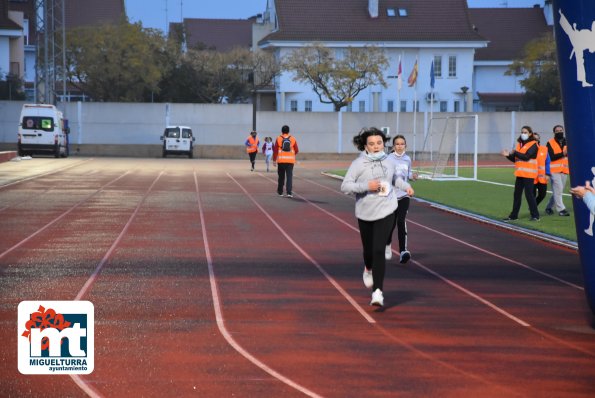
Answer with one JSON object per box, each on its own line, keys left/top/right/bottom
{"left": 125, "top": 0, "right": 546, "bottom": 32}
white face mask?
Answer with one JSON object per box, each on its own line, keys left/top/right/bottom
{"left": 365, "top": 151, "right": 387, "bottom": 161}
{"left": 520, "top": 133, "right": 529, "bottom": 141}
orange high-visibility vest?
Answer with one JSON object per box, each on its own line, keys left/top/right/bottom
{"left": 547, "top": 138, "right": 569, "bottom": 174}
{"left": 535, "top": 145, "right": 548, "bottom": 184}
{"left": 246, "top": 135, "right": 259, "bottom": 153}
{"left": 514, "top": 140, "right": 538, "bottom": 179}
{"left": 276, "top": 134, "right": 296, "bottom": 164}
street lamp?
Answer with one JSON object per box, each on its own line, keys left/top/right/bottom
{"left": 460, "top": 86, "right": 469, "bottom": 112}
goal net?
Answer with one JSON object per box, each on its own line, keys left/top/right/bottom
{"left": 415, "top": 115, "right": 478, "bottom": 181}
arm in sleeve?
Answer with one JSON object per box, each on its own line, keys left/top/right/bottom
{"left": 293, "top": 141, "right": 299, "bottom": 155}
{"left": 393, "top": 177, "right": 412, "bottom": 192}
{"left": 514, "top": 144, "right": 538, "bottom": 161}
{"left": 340, "top": 163, "right": 368, "bottom": 195}
{"left": 272, "top": 139, "right": 279, "bottom": 161}
{"left": 545, "top": 153, "right": 551, "bottom": 176}
{"left": 548, "top": 142, "right": 565, "bottom": 161}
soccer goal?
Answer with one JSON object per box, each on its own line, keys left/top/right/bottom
{"left": 415, "top": 114, "right": 479, "bottom": 181}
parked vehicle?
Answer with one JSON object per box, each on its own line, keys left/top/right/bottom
{"left": 17, "top": 104, "right": 69, "bottom": 158}
{"left": 161, "top": 126, "right": 195, "bottom": 158}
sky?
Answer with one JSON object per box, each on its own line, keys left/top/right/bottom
{"left": 125, "top": 0, "right": 547, "bottom": 33}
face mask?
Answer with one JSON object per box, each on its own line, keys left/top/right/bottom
{"left": 520, "top": 133, "right": 529, "bottom": 141}
{"left": 365, "top": 151, "right": 387, "bottom": 161}
{"left": 555, "top": 132, "right": 564, "bottom": 139}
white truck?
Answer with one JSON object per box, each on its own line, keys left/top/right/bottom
{"left": 17, "top": 104, "right": 70, "bottom": 158}
{"left": 160, "top": 126, "right": 195, "bottom": 158}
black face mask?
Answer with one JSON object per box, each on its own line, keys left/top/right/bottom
{"left": 555, "top": 132, "right": 564, "bottom": 140}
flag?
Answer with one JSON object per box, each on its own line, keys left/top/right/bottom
{"left": 407, "top": 59, "right": 418, "bottom": 87}
{"left": 397, "top": 57, "right": 402, "bottom": 91}
{"left": 430, "top": 60, "right": 435, "bottom": 90}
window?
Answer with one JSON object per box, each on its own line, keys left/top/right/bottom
{"left": 398, "top": 9, "right": 408, "bottom": 17}
{"left": 448, "top": 55, "right": 457, "bottom": 77}
{"left": 23, "top": 19, "right": 29, "bottom": 45}
{"left": 164, "top": 127, "right": 180, "bottom": 138}
{"left": 454, "top": 100, "right": 461, "bottom": 112}
{"left": 387, "top": 8, "right": 396, "bottom": 17}
{"left": 22, "top": 116, "right": 54, "bottom": 131}
{"left": 440, "top": 101, "right": 447, "bottom": 112}
{"left": 346, "top": 103, "right": 353, "bottom": 112}
{"left": 290, "top": 100, "right": 298, "bottom": 112}
{"left": 400, "top": 101, "right": 407, "bottom": 112}
{"left": 387, "top": 100, "right": 394, "bottom": 112}
{"left": 433, "top": 55, "right": 442, "bottom": 78}
{"left": 305, "top": 100, "right": 312, "bottom": 112}
{"left": 182, "top": 128, "right": 193, "bottom": 138}
{"left": 359, "top": 101, "right": 366, "bottom": 112}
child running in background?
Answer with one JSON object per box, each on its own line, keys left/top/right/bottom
{"left": 341, "top": 128, "right": 414, "bottom": 307}
{"left": 262, "top": 137, "right": 274, "bottom": 172}
{"left": 385, "top": 135, "right": 417, "bottom": 264}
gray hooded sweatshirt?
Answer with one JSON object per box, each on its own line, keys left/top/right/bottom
{"left": 341, "top": 152, "right": 411, "bottom": 221}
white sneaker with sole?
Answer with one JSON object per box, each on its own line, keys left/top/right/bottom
{"left": 399, "top": 250, "right": 411, "bottom": 264}
{"left": 385, "top": 244, "right": 392, "bottom": 260}
{"left": 370, "top": 289, "right": 384, "bottom": 306}
{"left": 362, "top": 267, "right": 373, "bottom": 288}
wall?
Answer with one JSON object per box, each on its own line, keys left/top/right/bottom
{"left": 0, "top": 100, "right": 563, "bottom": 158}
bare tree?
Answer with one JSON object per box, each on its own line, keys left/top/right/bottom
{"left": 283, "top": 44, "right": 388, "bottom": 111}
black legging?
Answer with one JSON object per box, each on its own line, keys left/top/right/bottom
{"left": 358, "top": 212, "right": 396, "bottom": 291}
{"left": 277, "top": 163, "right": 294, "bottom": 195}
{"left": 248, "top": 151, "right": 257, "bottom": 169}
{"left": 387, "top": 197, "right": 410, "bottom": 252}
{"left": 534, "top": 182, "right": 547, "bottom": 207}
{"left": 509, "top": 176, "right": 539, "bottom": 219}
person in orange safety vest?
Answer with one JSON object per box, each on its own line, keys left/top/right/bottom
{"left": 273, "top": 125, "right": 299, "bottom": 197}
{"left": 532, "top": 132, "right": 551, "bottom": 209}
{"left": 545, "top": 125, "right": 570, "bottom": 216}
{"left": 501, "top": 125, "right": 540, "bottom": 221}
{"left": 245, "top": 130, "right": 260, "bottom": 171}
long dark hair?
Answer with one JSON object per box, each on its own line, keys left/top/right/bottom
{"left": 353, "top": 127, "right": 388, "bottom": 151}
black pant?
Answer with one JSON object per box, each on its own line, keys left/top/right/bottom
{"left": 387, "top": 197, "right": 410, "bottom": 252}
{"left": 510, "top": 177, "right": 539, "bottom": 219}
{"left": 358, "top": 212, "right": 396, "bottom": 291}
{"left": 277, "top": 163, "right": 294, "bottom": 195}
{"left": 248, "top": 151, "right": 257, "bottom": 169}
{"left": 534, "top": 182, "right": 547, "bottom": 207}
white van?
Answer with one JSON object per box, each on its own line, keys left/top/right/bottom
{"left": 18, "top": 104, "right": 69, "bottom": 157}
{"left": 160, "top": 126, "right": 195, "bottom": 158}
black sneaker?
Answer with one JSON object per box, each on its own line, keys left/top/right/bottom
{"left": 559, "top": 210, "right": 570, "bottom": 216}
{"left": 503, "top": 216, "right": 518, "bottom": 221}
{"left": 545, "top": 208, "right": 554, "bottom": 215}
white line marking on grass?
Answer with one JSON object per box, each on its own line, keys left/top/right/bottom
{"left": 229, "top": 173, "right": 376, "bottom": 324}
{"left": 196, "top": 172, "right": 323, "bottom": 398}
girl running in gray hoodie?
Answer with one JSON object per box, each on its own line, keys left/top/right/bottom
{"left": 341, "top": 128, "right": 414, "bottom": 307}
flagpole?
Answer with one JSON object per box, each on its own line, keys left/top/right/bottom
{"left": 430, "top": 61, "right": 434, "bottom": 161}
{"left": 396, "top": 54, "right": 402, "bottom": 137}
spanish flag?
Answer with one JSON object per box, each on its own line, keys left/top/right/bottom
{"left": 407, "top": 59, "right": 418, "bottom": 87}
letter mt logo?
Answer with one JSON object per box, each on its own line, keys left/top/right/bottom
{"left": 18, "top": 301, "right": 94, "bottom": 375}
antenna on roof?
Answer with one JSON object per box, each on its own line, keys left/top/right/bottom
{"left": 500, "top": 0, "right": 509, "bottom": 6}
{"left": 165, "top": 0, "right": 169, "bottom": 34}
{"left": 181, "top": 0, "right": 184, "bottom": 22}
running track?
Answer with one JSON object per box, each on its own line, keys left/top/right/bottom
{"left": 0, "top": 158, "right": 593, "bottom": 397}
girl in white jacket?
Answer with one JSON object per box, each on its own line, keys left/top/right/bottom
{"left": 341, "top": 128, "right": 414, "bottom": 307}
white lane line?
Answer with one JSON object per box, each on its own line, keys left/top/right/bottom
{"left": 293, "top": 176, "right": 532, "bottom": 327}
{"left": 0, "top": 158, "right": 94, "bottom": 189}
{"left": 74, "top": 171, "right": 163, "bottom": 301}
{"left": 304, "top": 176, "right": 582, "bottom": 290}
{"left": 195, "top": 172, "right": 323, "bottom": 398}
{"left": 0, "top": 171, "right": 131, "bottom": 261}
{"left": 229, "top": 173, "right": 376, "bottom": 324}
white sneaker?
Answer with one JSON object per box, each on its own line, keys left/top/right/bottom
{"left": 385, "top": 244, "right": 392, "bottom": 260}
{"left": 370, "top": 289, "right": 384, "bottom": 306}
{"left": 362, "top": 267, "right": 373, "bottom": 288}
{"left": 400, "top": 250, "right": 411, "bottom": 264}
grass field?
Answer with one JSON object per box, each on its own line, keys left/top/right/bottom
{"left": 327, "top": 166, "right": 577, "bottom": 242}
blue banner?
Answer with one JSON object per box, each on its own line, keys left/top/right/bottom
{"left": 553, "top": 0, "right": 595, "bottom": 314}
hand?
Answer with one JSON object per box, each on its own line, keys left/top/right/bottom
{"left": 368, "top": 179, "right": 381, "bottom": 192}
{"left": 411, "top": 172, "right": 419, "bottom": 181}
{"left": 406, "top": 187, "right": 414, "bottom": 196}
{"left": 273, "top": 161, "right": 277, "bottom": 167}
{"left": 570, "top": 186, "right": 587, "bottom": 198}
{"left": 501, "top": 149, "right": 510, "bottom": 157}
{"left": 563, "top": 146, "right": 568, "bottom": 156}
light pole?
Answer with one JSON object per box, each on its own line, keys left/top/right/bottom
{"left": 460, "top": 86, "right": 469, "bottom": 112}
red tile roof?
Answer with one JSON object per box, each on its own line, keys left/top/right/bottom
{"left": 261, "top": 0, "right": 485, "bottom": 44}
{"left": 1, "top": 0, "right": 22, "bottom": 30}
{"left": 181, "top": 18, "right": 253, "bottom": 51}
{"left": 469, "top": 7, "right": 551, "bottom": 61}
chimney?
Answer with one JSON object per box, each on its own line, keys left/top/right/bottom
{"left": 368, "top": 0, "right": 379, "bottom": 19}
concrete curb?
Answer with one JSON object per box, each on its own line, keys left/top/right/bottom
{"left": 321, "top": 171, "right": 578, "bottom": 251}
{"left": 0, "top": 151, "right": 17, "bottom": 164}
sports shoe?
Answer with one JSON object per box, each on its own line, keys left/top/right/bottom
{"left": 278, "top": 192, "right": 284, "bottom": 197}
{"left": 559, "top": 210, "right": 570, "bottom": 216}
{"left": 529, "top": 217, "right": 540, "bottom": 221}
{"left": 362, "top": 267, "right": 373, "bottom": 288}
{"left": 286, "top": 193, "right": 293, "bottom": 198}
{"left": 370, "top": 289, "right": 384, "bottom": 306}
{"left": 545, "top": 208, "right": 554, "bottom": 215}
{"left": 502, "top": 216, "right": 518, "bottom": 221}
{"left": 385, "top": 244, "right": 392, "bottom": 260}
{"left": 400, "top": 250, "right": 411, "bottom": 264}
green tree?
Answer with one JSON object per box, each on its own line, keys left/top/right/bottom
{"left": 66, "top": 22, "right": 166, "bottom": 102}
{"left": 283, "top": 44, "right": 389, "bottom": 111}
{"left": 507, "top": 32, "right": 561, "bottom": 111}
{"left": 0, "top": 72, "right": 26, "bottom": 100}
